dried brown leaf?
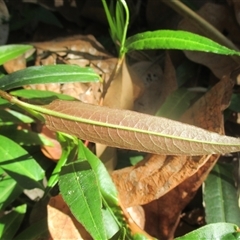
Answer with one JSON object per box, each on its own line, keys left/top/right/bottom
{"left": 48, "top": 195, "right": 92, "bottom": 240}
{"left": 103, "top": 58, "right": 134, "bottom": 109}
{"left": 43, "top": 97, "right": 240, "bottom": 156}
{"left": 111, "top": 74, "right": 233, "bottom": 207}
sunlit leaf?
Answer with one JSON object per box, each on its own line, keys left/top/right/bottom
{"left": 124, "top": 30, "right": 240, "bottom": 56}
{"left": 0, "top": 168, "right": 22, "bottom": 210}
{"left": 0, "top": 65, "right": 100, "bottom": 91}
{"left": 175, "top": 222, "right": 239, "bottom": 240}
{"left": 40, "top": 100, "right": 240, "bottom": 155}
{"left": 0, "top": 44, "right": 33, "bottom": 66}
{"left": 0, "top": 135, "right": 44, "bottom": 189}
{"left": 0, "top": 204, "right": 27, "bottom": 240}
{"left": 59, "top": 160, "right": 107, "bottom": 240}
{"left": 10, "top": 89, "right": 75, "bottom": 101}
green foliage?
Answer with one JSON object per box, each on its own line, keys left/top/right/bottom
{"left": 124, "top": 30, "right": 240, "bottom": 56}
{"left": 175, "top": 223, "right": 239, "bottom": 240}
{"left": 203, "top": 163, "right": 240, "bottom": 225}
{"left": 0, "top": 204, "right": 27, "bottom": 240}
{"left": 0, "top": 65, "right": 100, "bottom": 91}
{"left": 0, "top": 44, "right": 33, "bottom": 65}
{"left": 0, "top": 0, "right": 240, "bottom": 239}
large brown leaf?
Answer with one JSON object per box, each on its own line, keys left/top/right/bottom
{"left": 43, "top": 98, "right": 240, "bottom": 156}
{"left": 111, "top": 73, "right": 233, "bottom": 208}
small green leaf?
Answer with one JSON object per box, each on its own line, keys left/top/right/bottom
{"left": 10, "top": 89, "right": 75, "bottom": 101}
{"left": 0, "top": 135, "right": 44, "bottom": 189}
{"left": 0, "top": 204, "right": 27, "bottom": 240}
{"left": 59, "top": 160, "right": 107, "bottom": 240}
{"left": 0, "top": 168, "right": 23, "bottom": 210}
{"left": 203, "top": 163, "right": 240, "bottom": 225}
{"left": 0, "top": 127, "right": 53, "bottom": 146}
{"left": 0, "top": 44, "right": 33, "bottom": 66}
{"left": 124, "top": 30, "right": 240, "bottom": 56}
{"left": 13, "top": 218, "right": 50, "bottom": 240}
{"left": 46, "top": 132, "right": 79, "bottom": 191}
{"left": 175, "top": 223, "right": 239, "bottom": 240}
{"left": 0, "top": 109, "right": 34, "bottom": 126}
{"left": 0, "top": 65, "right": 100, "bottom": 91}
{"left": 156, "top": 88, "right": 200, "bottom": 120}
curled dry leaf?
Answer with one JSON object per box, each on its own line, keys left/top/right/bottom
{"left": 29, "top": 35, "right": 117, "bottom": 104}
{"left": 112, "top": 73, "right": 233, "bottom": 208}
{"left": 103, "top": 58, "right": 135, "bottom": 109}
{"left": 43, "top": 98, "right": 240, "bottom": 156}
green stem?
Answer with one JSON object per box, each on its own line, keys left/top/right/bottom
{"left": 119, "top": 0, "right": 129, "bottom": 58}
{"left": 101, "top": 0, "right": 115, "bottom": 33}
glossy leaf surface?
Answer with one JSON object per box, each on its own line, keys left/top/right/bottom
{"left": 0, "top": 135, "right": 44, "bottom": 189}
{"left": 0, "top": 65, "right": 100, "bottom": 91}
{"left": 0, "top": 44, "right": 33, "bottom": 65}
{"left": 59, "top": 160, "right": 107, "bottom": 240}
{"left": 175, "top": 222, "right": 239, "bottom": 240}
{"left": 0, "top": 168, "right": 22, "bottom": 210}
{"left": 0, "top": 204, "right": 27, "bottom": 240}
{"left": 124, "top": 30, "right": 240, "bottom": 56}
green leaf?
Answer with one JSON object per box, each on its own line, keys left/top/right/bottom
{"left": 0, "top": 45, "right": 33, "bottom": 66}
{"left": 77, "top": 140, "right": 131, "bottom": 238}
{"left": 0, "top": 204, "right": 27, "bottom": 240}
{"left": 175, "top": 223, "right": 239, "bottom": 240}
{"left": 77, "top": 140, "right": 119, "bottom": 205}
{"left": 0, "top": 168, "right": 23, "bottom": 210}
{"left": 156, "top": 88, "right": 200, "bottom": 120}
{"left": 0, "top": 127, "right": 53, "bottom": 146}
{"left": 0, "top": 135, "right": 44, "bottom": 189}
{"left": 0, "top": 65, "right": 100, "bottom": 91}
{"left": 203, "top": 163, "right": 240, "bottom": 225}
{"left": 124, "top": 30, "right": 240, "bottom": 56}
{"left": 46, "top": 132, "right": 79, "bottom": 191}
{"left": 59, "top": 160, "right": 107, "bottom": 240}
{"left": 10, "top": 89, "right": 75, "bottom": 101}
{"left": 13, "top": 219, "right": 49, "bottom": 240}
{"left": 0, "top": 109, "right": 34, "bottom": 126}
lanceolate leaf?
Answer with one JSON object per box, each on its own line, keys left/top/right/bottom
{"left": 31, "top": 100, "right": 240, "bottom": 155}
{"left": 0, "top": 44, "right": 33, "bottom": 66}
{"left": 0, "top": 65, "right": 100, "bottom": 91}
{"left": 175, "top": 222, "right": 239, "bottom": 240}
{"left": 59, "top": 160, "right": 107, "bottom": 240}
{"left": 203, "top": 163, "right": 240, "bottom": 225}
{"left": 124, "top": 30, "right": 240, "bottom": 56}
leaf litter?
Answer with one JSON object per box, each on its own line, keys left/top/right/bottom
{"left": 4, "top": 0, "right": 240, "bottom": 239}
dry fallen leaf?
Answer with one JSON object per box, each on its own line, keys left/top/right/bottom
{"left": 40, "top": 125, "right": 62, "bottom": 161}
{"left": 111, "top": 73, "right": 233, "bottom": 208}
{"left": 103, "top": 58, "right": 135, "bottom": 109}
{"left": 43, "top": 96, "right": 240, "bottom": 156}
{"left": 28, "top": 35, "right": 117, "bottom": 104}
{"left": 48, "top": 195, "right": 92, "bottom": 240}
{"left": 138, "top": 74, "right": 233, "bottom": 239}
